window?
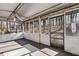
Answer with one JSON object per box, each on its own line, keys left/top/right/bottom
{"left": 30, "top": 21, "right": 33, "bottom": 33}
{"left": 50, "top": 15, "right": 64, "bottom": 33}
{"left": 41, "top": 18, "right": 49, "bottom": 34}
{"left": 10, "top": 22, "right": 16, "bottom": 33}
{"left": 24, "top": 22, "right": 29, "bottom": 32}
{"left": 18, "top": 23, "right": 22, "bottom": 32}
{"left": 2, "top": 21, "right": 7, "bottom": 34}
{"left": 34, "top": 20, "right": 39, "bottom": 33}
{"left": 66, "top": 12, "right": 79, "bottom": 35}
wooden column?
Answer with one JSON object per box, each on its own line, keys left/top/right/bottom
{"left": 22, "top": 24, "right": 24, "bottom": 32}
{"left": 48, "top": 17, "right": 51, "bottom": 46}
{"left": 15, "top": 24, "right": 17, "bottom": 33}
{"left": 14, "top": 22, "right": 15, "bottom": 32}
{"left": 38, "top": 16, "right": 41, "bottom": 43}
{"left": 64, "top": 12, "right": 66, "bottom": 50}
{"left": 15, "top": 23, "right": 17, "bottom": 33}
{"left": 28, "top": 21, "right": 30, "bottom": 33}
{"left": 1, "top": 21, "right": 2, "bottom": 34}
{"left": 23, "top": 22, "right": 25, "bottom": 32}
{"left": 6, "top": 20, "right": 8, "bottom": 31}
{"left": 9, "top": 22, "right": 11, "bottom": 32}
{"left": 33, "top": 20, "right": 34, "bottom": 33}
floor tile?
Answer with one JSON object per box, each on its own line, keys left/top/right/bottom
{"left": 4, "top": 48, "right": 31, "bottom": 56}
{"left": 23, "top": 44, "right": 39, "bottom": 52}
{"left": 31, "top": 51, "right": 48, "bottom": 56}
{"left": 41, "top": 48, "right": 59, "bottom": 56}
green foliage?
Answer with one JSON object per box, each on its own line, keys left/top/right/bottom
{"left": 4, "top": 30, "right": 10, "bottom": 34}
{"left": 66, "top": 25, "right": 71, "bottom": 32}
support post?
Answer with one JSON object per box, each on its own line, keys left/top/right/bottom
{"left": 15, "top": 23, "right": 17, "bottom": 33}
{"left": 1, "top": 21, "right": 2, "bottom": 34}
{"left": 23, "top": 24, "right": 24, "bottom": 32}
{"left": 38, "top": 16, "right": 41, "bottom": 43}
{"left": 6, "top": 20, "right": 8, "bottom": 32}
{"left": 48, "top": 17, "right": 51, "bottom": 46}
{"left": 28, "top": 21, "right": 30, "bottom": 33}
{"left": 33, "top": 20, "right": 34, "bottom": 33}
{"left": 64, "top": 12, "right": 66, "bottom": 50}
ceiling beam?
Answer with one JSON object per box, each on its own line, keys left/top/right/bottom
{"left": 15, "top": 14, "right": 23, "bottom": 21}
{"left": 0, "top": 9, "right": 12, "bottom": 12}
{"left": 24, "top": 3, "right": 77, "bottom": 21}
{"left": 16, "top": 13, "right": 29, "bottom": 20}
{"left": 7, "top": 3, "right": 24, "bottom": 20}
{"left": 22, "top": 3, "right": 61, "bottom": 21}
{"left": 17, "top": 4, "right": 62, "bottom": 21}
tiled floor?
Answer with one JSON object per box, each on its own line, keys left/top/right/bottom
{"left": 0, "top": 38, "right": 75, "bottom": 56}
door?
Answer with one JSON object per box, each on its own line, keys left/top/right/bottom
{"left": 50, "top": 15, "right": 64, "bottom": 48}
{"left": 65, "top": 11, "right": 79, "bottom": 55}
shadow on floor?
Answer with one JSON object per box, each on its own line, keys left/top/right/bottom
{"left": 15, "top": 38, "right": 76, "bottom": 56}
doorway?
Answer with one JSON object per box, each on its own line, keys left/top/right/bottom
{"left": 50, "top": 15, "right": 64, "bottom": 48}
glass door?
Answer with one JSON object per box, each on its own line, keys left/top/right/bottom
{"left": 50, "top": 15, "right": 64, "bottom": 48}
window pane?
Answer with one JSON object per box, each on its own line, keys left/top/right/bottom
{"left": 66, "top": 12, "right": 79, "bottom": 36}
{"left": 34, "top": 20, "right": 39, "bottom": 33}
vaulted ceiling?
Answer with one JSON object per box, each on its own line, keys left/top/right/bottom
{"left": 0, "top": 3, "right": 76, "bottom": 21}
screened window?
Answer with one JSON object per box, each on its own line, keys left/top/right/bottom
{"left": 30, "top": 21, "right": 33, "bottom": 33}
{"left": 34, "top": 20, "right": 39, "bottom": 33}
{"left": 66, "top": 12, "right": 79, "bottom": 35}
{"left": 41, "top": 18, "right": 49, "bottom": 34}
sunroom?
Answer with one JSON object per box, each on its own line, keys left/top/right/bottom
{"left": 0, "top": 3, "right": 79, "bottom": 56}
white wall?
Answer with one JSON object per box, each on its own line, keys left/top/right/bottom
{"left": 64, "top": 36, "right": 79, "bottom": 55}
{"left": 0, "top": 32, "right": 50, "bottom": 46}
{"left": 24, "top": 32, "right": 39, "bottom": 43}
{"left": 24, "top": 32, "right": 50, "bottom": 46}
{"left": 40, "top": 34, "right": 50, "bottom": 46}
{"left": 1, "top": 31, "right": 79, "bottom": 55}
{"left": 0, "top": 32, "right": 23, "bottom": 42}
